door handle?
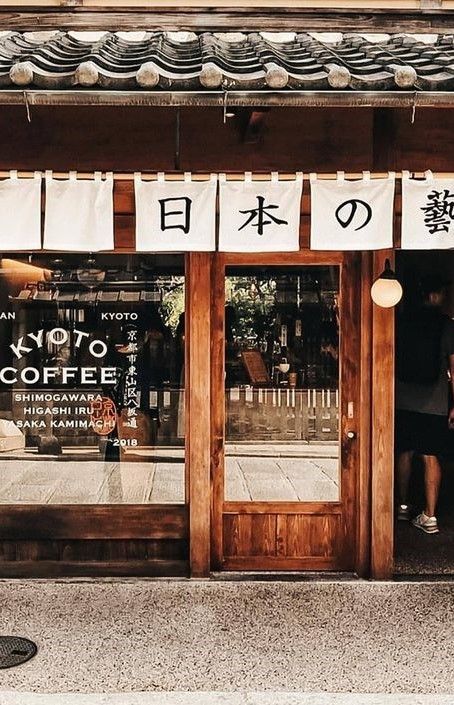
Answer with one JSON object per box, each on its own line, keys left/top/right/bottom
{"left": 346, "top": 431, "right": 356, "bottom": 440}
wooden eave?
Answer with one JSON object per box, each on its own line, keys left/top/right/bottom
{"left": 3, "top": 89, "right": 454, "bottom": 108}
{"left": 0, "top": 7, "right": 454, "bottom": 34}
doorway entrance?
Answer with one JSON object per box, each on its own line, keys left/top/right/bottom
{"left": 211, "top": 253, "right": 362, "bottom": 572}
{"left": 394, "top": 251, "right": 454, "bottom": 577}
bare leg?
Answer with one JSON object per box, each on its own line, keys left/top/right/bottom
{"left": 421, "top": 454, "right": 442, "bottom": 517}
{"left": 397, "top": 450, "right": 414, "bottom": 506}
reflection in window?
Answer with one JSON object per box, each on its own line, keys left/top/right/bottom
{"left": 225, "top": 266, "right": 340, "bottom": 502}
{"left": 0, "top": 254, "right": 185, "bottom": 504}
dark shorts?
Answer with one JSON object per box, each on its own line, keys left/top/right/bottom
{"left": 395, "top": 409, "right": 454, "bottom": 457}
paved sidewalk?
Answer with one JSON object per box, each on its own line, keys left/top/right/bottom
{"left": 0, "top": 694, "right": 453, "bottom": 704}
{"left": 0, "top": 580, "right": 453, "bottom": 696}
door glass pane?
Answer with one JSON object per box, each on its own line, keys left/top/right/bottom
{"left": 225, "top": 266, "right": 340, "bottom": 502}
{"left": 0, "top": 254, "right": 185, "bottom": 504}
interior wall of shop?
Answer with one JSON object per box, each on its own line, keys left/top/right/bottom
{"left": 0, "top": 105, "right": 452, "bottom": 578}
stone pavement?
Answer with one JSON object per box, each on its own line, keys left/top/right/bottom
{"left": 0, "top": 580, "right": 453, "bottom": 698}
{"left": 0, "top": 693, "right": 453, "bottom": 704}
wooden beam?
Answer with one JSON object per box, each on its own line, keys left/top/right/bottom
{"left": 0, "top": 505, "right": 188, "bottom": 540}
{"left": 187, "top": 252, "right": 212, "bottom": 578}
{"left": 371, "top": 250, "right": 395, "bottom": 580}
{"left": 0, "top": 7, "right": 454, "bottom": 33}
{"left": 3, "top": 90, "right": 454, "bottom": 109}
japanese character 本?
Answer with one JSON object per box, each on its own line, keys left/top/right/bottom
{"left": 238, "top": 196, "right": 288, "bottom": 236}
{"left": 421, "top": 189, "right": 454, "bottom": 235}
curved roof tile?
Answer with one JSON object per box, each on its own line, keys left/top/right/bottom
{"left": 0, "top": 30, "right": 452, "bottom": 91}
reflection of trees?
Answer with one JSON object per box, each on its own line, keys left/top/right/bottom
{"left": 155, "top": 277, "right": 185, "bottom": 334}
{"left": 226, "top": 277, "right": 277, "bottom": 345}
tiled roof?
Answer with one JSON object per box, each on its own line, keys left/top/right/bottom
{"left": 0, "top": 30, "right": 453, "bottom": 91}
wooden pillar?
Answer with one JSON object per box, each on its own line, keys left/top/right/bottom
{"left": 210, "top": 254, "right": 225, "bottom": 571}
{"left": 371, "top": 249, "right": 395, "bottom": 579}
{"left": 186, "top": 252, "right": 212, "bottom": 577}
{"left": 357, "top": 251, "right": 373, "bottom": 577}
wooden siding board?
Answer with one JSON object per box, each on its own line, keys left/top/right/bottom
{"left": 1, "top": 8, "right": 454, "bottom": 34}
{"left": 0, "top": 539, "right": 188, "bottom": 562}
{"left": 0, "top": 560, "right": 189, "bottom": 578}
{"left": 0, "top": 505, "right": 188, "bottom": 540}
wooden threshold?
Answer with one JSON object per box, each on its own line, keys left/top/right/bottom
{"left": 0, "top": 7, "right": 453, "bottom": 33}
{"left": 222, "top": 556, "right": 345, "bottom": 571}
{"left": 0, "top": 504, "right": 188, "bottom": 540}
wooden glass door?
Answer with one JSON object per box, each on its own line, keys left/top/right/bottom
{"left": 211, "top": 252, "right": 361, "bottom": 572}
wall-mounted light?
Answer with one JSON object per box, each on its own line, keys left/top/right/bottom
{"left": 371, "top": 258, "right": 403, "bottom": 308}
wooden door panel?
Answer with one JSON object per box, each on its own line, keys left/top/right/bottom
{"left": 223, "top": 513, "right": 341, "bottom": 560}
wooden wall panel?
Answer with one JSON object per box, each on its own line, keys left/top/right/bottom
{"left": 0, "top": 107, "right": 177, "bottom": 171}
{"left": 179, "top": 108, "right": 374, "bottom": 172}
{"left": 373, "top": 108, "right": 454, "bottom": 172}
{"left": 0, "top": 106, "right": 451, "bottom": 176}
{"left": 0, "top": 505, "right": 188, "bottom": 540}
{"left": 0, "top": 539, "right": 189, "bottom": 577}
{"left": 0, "top": 539, "right": 187, "bottom": 562}
{"left": 0, "top": 107, "right": 373, "bottom": 173}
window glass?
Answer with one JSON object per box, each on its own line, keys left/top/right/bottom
{"left": 225, "top": 266, "right": 340, "bottom": 502}
{"left": 0, "top": 254, "right": 185, "bottom": 504}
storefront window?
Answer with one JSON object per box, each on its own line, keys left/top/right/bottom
{"left": 225, "top": 266, "right": 340, "bottom": 502}
{"left": 0, "top": 254, "right": 185, "bottom": 504}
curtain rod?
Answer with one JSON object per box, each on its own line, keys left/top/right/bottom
{"left": 0, "top": 171, "right": 449, "bottom": 181}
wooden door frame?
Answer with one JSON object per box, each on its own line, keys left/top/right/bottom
{"left": 370, "top": 249, "right": 395, "bottom": 579}
{"left": 187, "top": 252, "right": 213, "bottom": 577}
{"left": 210, "top": 250, "right": 371, "bottom": 575}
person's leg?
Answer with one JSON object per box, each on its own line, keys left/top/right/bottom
{"left": 421, "top": 454, "right": 442, "bottom": 518}
{"left": 397, "top": 450, "right": 414, "bottom": 507}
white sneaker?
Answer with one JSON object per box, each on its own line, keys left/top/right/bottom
{"left": 397, "top": 504, "right": 410, "bottom": 521}
{"left": 412, "top": 512, "right": 439, "bottom": 534}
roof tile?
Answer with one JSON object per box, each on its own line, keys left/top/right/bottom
{"left": 0, "top": 30, "right": 452, "bottom": 91}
